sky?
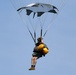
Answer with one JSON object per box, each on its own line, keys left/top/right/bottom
{"left": 0, "top": 0, "right": 76, "bottom": 75}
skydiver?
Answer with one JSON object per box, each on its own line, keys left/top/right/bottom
{"left": 29, "top": 37, "right": 49, "bottom": 70}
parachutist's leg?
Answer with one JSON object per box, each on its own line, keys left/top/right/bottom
{"left": 29, "top": 57, "right": 37, "bottom": 70}
{"left": 32, "top": 57, "right": 37, "bottom": 66}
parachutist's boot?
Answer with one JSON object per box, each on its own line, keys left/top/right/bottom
{"left": 29, "top": 65, "right": 35, "bottom": 70}
{"left": 29, "top": 67, "right": 35, "bottom": 70}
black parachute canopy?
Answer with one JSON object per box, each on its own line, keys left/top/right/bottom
{"left": 17, "top": 3, "right": 59, "bottom": 18}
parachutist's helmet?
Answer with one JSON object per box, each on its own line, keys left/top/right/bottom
{"left": 37, "top": 37, "right": 43, "bottom": 42}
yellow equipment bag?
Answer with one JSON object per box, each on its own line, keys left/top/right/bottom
{"left": 43, "top": 48, "right": 49, "bottom": 54}
{"left": 37, "top": 44, "right": 45, "bottom": 51}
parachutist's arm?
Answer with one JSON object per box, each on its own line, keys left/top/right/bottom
{"left": 44, "top": 44, "right": 48, "bottom": 48}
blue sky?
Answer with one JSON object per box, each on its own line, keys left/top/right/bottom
{"left": 0, "top": 0, "right": 76, "bottom": 75}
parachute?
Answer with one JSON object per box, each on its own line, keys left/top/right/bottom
{"left": 10, "top": 0, "right": 67, "bottom": 44}
{"left": 17, "top": 3, "right": 58, "bottom": 18}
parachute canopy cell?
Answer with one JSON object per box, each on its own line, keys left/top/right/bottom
{"left": 17, "top": 3, "right": 58, "bottom": 18}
